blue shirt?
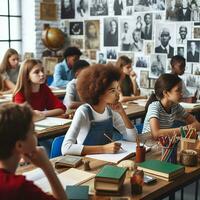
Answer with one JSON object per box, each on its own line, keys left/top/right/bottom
{"left": 51, "top": 59, "right": 74, "bottom": 88}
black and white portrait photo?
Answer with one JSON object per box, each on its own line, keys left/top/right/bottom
{"left": 193, "top": 27, "right": 200, "bottom": 38}
{"left": 177, "top": 46, "right": 185, "bottom": 57}
{"left": 75, "top": 0, "right": 89, "bottom": 18}
{"left": 130, "top": 29, "right": 143, "bottom": 52}
{"left": 140, "top": 71, "right": 149, "bottom": 88}
{"left": 98, "top": 52, "right": 107, "bottom": 64}
{"left": 85, "top": 20, "right": 100, "bottom": 50}
{"left": 135, "top": 55, "right": 148, "bottom": 68}
{"left": 150, "top": 54, "right": 166, "bottom": 78}
{"left": 113, "top": 0, "right": 124, "bottom": 15}
{"left": 104, "top": 18, "right": 118, "bottom": 46}
{"left": 141, "top": 13, "right": 153, "bottom": 40}
{"left": 120, "top": 20, "right": 133, "bottom": 51}
{"left": 144, "top": 41, "right": 154, "bottom": 55}
{"left": 90, "top": 0, "right": 108, "bottom": 16}
{"left": 155, "top": 24, "right": 175, "bottom": 58}
{"left": 187, "top": 40, "right": 200, "bottom": 62}
{"left": 166, "top": 0, "right": 178, "bottom": 21}
{"left": 176, "top": 23, "right": 191, "bottom": 44}
{"left": 134, "top": 0, "right": 165, "bottom": 12}
{"left": 61, "top": 0, "right": 75, "bottom": 19}
{"left": 69, "top": 22, "right": 83, "bottom": 35}
{"left": 106, "top": 48, "right": 117, "bottom": 59}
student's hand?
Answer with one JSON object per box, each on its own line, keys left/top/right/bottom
{"left": 188, "top": 121, "right": 200, "bottom": 131}
{"left": 23, "top": 146, "right": 51, "bottom": 169}
{"left": 33, "top": 110, "right": 46, "bottom": 122}
{"left": 130, "top": 71, "right": 137, "bottom": 82}
{"left": 108, "top": 102, "right": 125, "bottom": 114}
{"left": 103, "top": 142, "right": 121, "bottom": 154}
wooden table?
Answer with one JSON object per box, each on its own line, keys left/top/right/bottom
{"left": 51, "top": 88, "right": 66, "bottom": 99}
{"left": 17, "top": 147, "right": 200, "bottom": 200}
{"left": 125, "top": 103, "right": 146, "bottom": 120}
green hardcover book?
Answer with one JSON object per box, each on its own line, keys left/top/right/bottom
{"left": 66, "top": 185, "right": 89, "bottom": 200}
{"left": 137, "top": 160, "right": 185, "bottom": 180}
{"left": 55, "top": 155, "right": 82, "bottom": 168}
{"left": 95, "top": 165, "right": 127, "bottom": 183}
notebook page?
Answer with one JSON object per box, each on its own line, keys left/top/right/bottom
{"left": 34, "top": 117, "right": 72, "bottom": 127}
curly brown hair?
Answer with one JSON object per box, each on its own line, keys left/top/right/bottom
{"left": 77, "top": 64, "right": 121, "bottom": 105}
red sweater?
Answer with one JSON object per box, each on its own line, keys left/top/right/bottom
{"left": 0, "top": 169, "right": 56, "bottom": 200}
{"left": 13, "top": 84, "right": 66, "bottom": 112}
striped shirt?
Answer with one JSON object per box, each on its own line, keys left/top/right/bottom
{"left": 142, "top": 101, "right": 189, "bottom": 133}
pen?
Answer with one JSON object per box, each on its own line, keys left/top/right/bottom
{"left": 104, "top": 133, "right": 124, "bottom": 151}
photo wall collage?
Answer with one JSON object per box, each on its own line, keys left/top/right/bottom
{"left": 60, "top": 0, "right": 200, "bottom": 94}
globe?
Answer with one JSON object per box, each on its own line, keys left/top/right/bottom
{"left": 42, "top": 27, "right": 65, "bottom": 51}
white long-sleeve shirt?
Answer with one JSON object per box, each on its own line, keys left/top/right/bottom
{"left": 61, "top": 104, "right": 137, "bottom": 155}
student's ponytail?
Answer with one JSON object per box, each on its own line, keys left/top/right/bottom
{"left": 145, "top": 92, "right": 158, "bottom": 112}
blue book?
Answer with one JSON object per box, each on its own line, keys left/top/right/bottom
{"left": 66, "top": 185, "right": 89, "bottom": 200}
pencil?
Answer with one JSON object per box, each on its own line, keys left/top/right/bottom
{"left": 104, "top": 133, "right": 124, "bottom": 151}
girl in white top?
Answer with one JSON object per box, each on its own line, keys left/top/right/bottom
{"left": 61, "top": 64, "right": 137, "bottom": 155}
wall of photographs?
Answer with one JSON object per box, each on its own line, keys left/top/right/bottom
{"left": 60, "top": 0, "right": 200, "bottom": 95}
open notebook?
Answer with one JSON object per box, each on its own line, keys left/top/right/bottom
{"left": 34, "top": 117, "right": 72, "bottom": 130}
{"left": 179, "top": 102, "right": 200, "bottom": 109}
{"left": 23, "top": 167, "right": 95, "bottom": 193}
{"left": 86, "top": 140, "right": 150, "bottom": 163}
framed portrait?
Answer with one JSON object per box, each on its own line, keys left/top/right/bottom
{"left": 140, "top": 71, "right": 149, "bottom": 88}
{"left": 43, "top": 0, "right": 54, "bottom": 3}
{"left": 43, "top": 57, "right": 58, "bottom": 75}
{"left": 149, "top": 78, "right": 156, "bottom": 89}
{"left": 23, "top": 52, "right": 34, "bottom": 60}
{"left": 40, "top": 3, "right": 57, "bottom": 21}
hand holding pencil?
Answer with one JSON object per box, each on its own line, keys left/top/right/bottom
{"left": 103, "top": 133, "right": 124, "bottom": 153}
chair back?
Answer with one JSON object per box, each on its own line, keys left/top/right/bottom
{"left": 135, "top": 123, "right": 144, "bottom": 134}
{"left": 50, "top": 135, "right": 65, "bottom": 158}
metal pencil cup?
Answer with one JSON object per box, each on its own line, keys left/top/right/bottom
{"left": 161, "top": 145, "right": 177, "bottom": 164}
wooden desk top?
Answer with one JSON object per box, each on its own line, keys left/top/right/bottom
{"left": 36, "top": 124, "right": 70, "bottom": 139}
{"left": 17, "top": 146, "right": 200, "bottom": 200}
{"left": 125, "top": 103, "right": 146, "bottom": 119}
{"left": 51, "top": 88, "right": 66, "bottom": 98}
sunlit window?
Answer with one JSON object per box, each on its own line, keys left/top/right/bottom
{"left": 0, "top": 0, "right": 21, "bottom": 60}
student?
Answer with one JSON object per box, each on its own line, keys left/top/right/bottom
{"left": 116, "top": 56, "right": 147, "bottom": 103}
{"left": 0, "top": 103, "right": 67, "bottom": 200}
{"left": 170, "top": 55, "right": 191, "bottom": 98}
{"left": 13, "top": 59, "right": 66, "bottom": 121}
{"left": 63, "top": 60, "right": 90, "bottom": 109}
{"left": 0, "top": 48, "right": 20, "bottom": 93}
{"left": 61, "top": 64, "right": 137, "bottom": 155}
{"left": 51, "top": 47, "right": 82, "bottom": 88}
{"left": 143, "top": 73, "right": 200, "bottom": 137}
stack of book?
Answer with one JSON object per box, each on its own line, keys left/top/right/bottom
{"left": 137, "top": 160, "right": 185, "bottom": 181}
{"left": 94, "top": 165, "right": 127, "bottom": 195}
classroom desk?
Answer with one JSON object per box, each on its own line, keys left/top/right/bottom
{"left": 17, "top": 147, "right": 200, "bottom": 200}
{"left": 51, "top": 88, "right": 66, "bottom": 99}
{"left": 124, "top": 103, "right": 146, "bottom": 120}
{"left": 36, "top": 123, "right": 70, "bottom": 140}
{"left": 35, "top": 104, "right": 146, "bottom": 140}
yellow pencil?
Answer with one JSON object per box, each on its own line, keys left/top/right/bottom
{"left": 104, "top": 133, "right": 124, "bottom": 151}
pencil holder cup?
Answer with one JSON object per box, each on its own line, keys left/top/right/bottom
{"left": 161, "top": 145, "right": 177, "bottom": 164}
{"left": 135, "top": 146, "right": 146, "bottom": 163}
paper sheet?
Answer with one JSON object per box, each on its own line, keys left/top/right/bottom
{"left": 23, "top": 168, "right": 95, "bottom": 193}
{"left": 34, "top": 117, "right": 72, "bottom": 127}
{"left": 86, "top": 140, "right": 149, "bottom": 163}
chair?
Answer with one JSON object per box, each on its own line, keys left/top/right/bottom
{"left": 50, "top": 135, "right": 65, "bottom": 158}
{"left": 135, "top": 123, "right": 143, "bottom": 134}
